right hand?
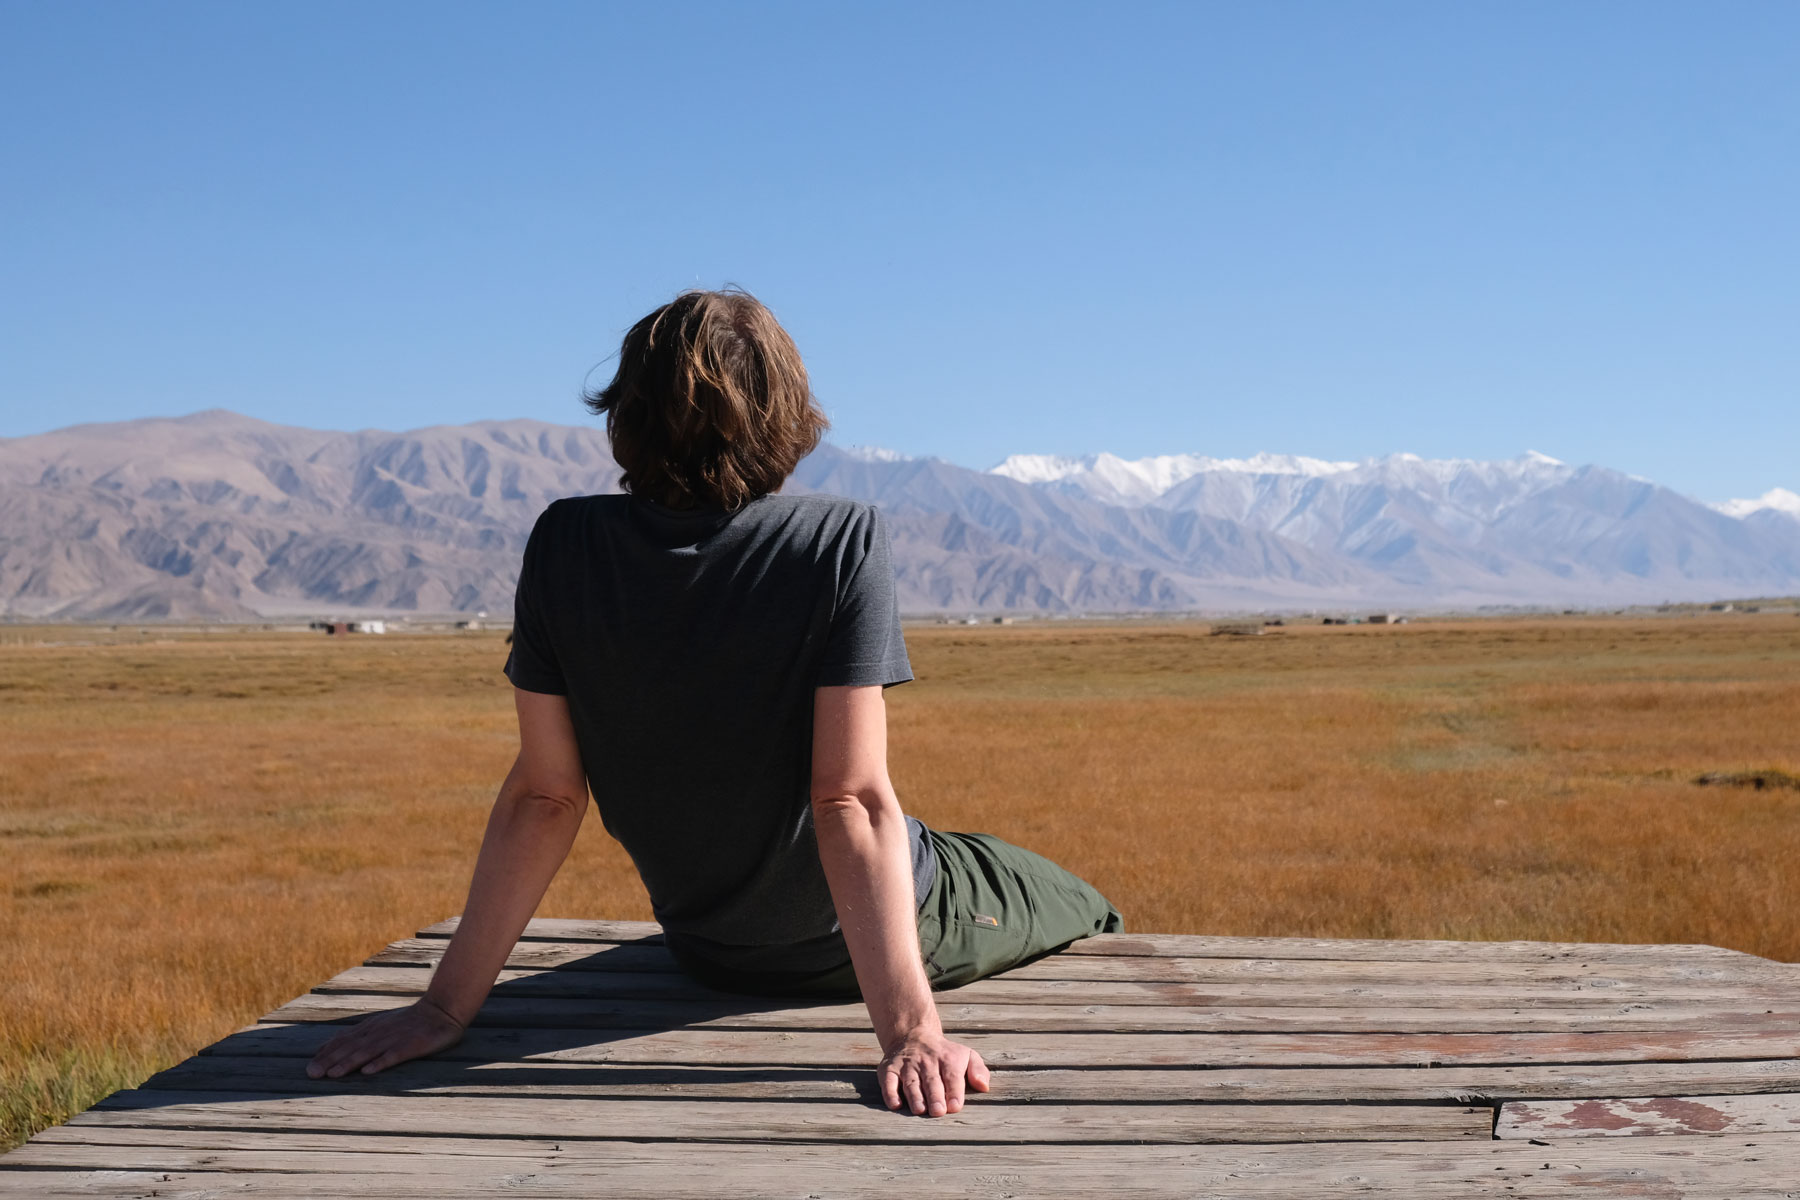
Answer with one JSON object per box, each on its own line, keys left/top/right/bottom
{"left": 879, "top": 1031, "right": 992, "bottom": 1116}
{"left": 306, "top": 996, "right": 466, "bottom": 1079}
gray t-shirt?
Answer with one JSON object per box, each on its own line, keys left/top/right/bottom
{"left": 504, "top": 491, "right": 932, "bottom": 978}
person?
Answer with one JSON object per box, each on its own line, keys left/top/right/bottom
{"left": 305, "top": 288, "right": 1122, "bottom": 1117}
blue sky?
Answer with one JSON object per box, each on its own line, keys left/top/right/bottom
{"left": 3, "top": 2, "right": 1795, "bottom": 502}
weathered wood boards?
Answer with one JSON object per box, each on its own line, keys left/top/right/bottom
{"left": 416, "top": 916, "right": 1781, "bottom": 966}
{"left": 146, "top": 1053, "right": 1800, "bottom": 1104}
{"left": 70, "top": 1089, "right": 1493, "bottom": 1144}
{"left": 269, "top": 988, "right": 1800, "bottom": 1034}
{"left": 7, "top": 915, "right": 1800, "bottom": 1197}
{"left": 9, "top": 1133, "right": 1800, "bottom": 1198}
{"left": 320, "top": 961, "right": 1797, "bottom": 1008}
{"left": 374, "top": 935, "right": 1795, "bottom": 986}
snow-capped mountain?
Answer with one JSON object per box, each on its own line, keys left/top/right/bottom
{"left": 981, "top": 448, "right": 1800, "bottom": 604}
{"left": 991, "top": 451, "right": 1355, "bottom": 506}
{"left": 1715, "top": 488, "right": 1800, "bottom": 521}
{"left": 2, "top": 413, "right": 1796, "bottom": 617}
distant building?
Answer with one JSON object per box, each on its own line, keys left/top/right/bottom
{"left": 1367, "top": 613, "right": 1396, "bottom": 625}
{"left": 992, "top": 616, "right": 1015, "bottom": 625}
{"left": 456, "top": 619, "right": 482, "bottom": 631}
{"left": 310, "top": 620, "right": 386, "bottom": 635}
{"left": 1210, "top": 622, "right": 1264, "bottom": 637}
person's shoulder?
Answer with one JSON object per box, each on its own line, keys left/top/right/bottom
{"left": 528, "top": 493, "right": 628, "bottom": 541}
{"left": 760, "top": 491, "right": 884, "bottom": 529}
{"left": 536, "top": 492, "right": 627, "bottom": 522}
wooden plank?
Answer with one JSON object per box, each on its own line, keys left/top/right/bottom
{"left": 425, "top": 916, "right": 1778, "bottom": 966}
{"left": 1063, "top": 933, "right": 1775, "bottom": 966}
{"left": 420, "top": 917, "right": 662, "bottom": 942}
{"left": 205, "top": 1022, "right": 1800, "bottom": 1069}
{"left": 1499, "top": 1091, "right": 1800, "bottom": 1139}
{"left": 145, "top": 1052, "right": 1800, "bottom": 1104}
{"left": 314, "top": 963, "right": 1794, "bottom": 1009}
{"left": 265, "top": 990, "right": 1800, "bottom": 1033}
{"left": 372, "top": 937, "right": 1795, "bottom": 987}
{"left": 11, "top": 1133, "right": 1800, "bottom": 1197}
{"left": 72, "top": 1089, "right": 1493, "bottom": 1144}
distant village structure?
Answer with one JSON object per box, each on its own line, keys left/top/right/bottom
{"left": 309, "top": 620, "right": 386, "bottom": 636}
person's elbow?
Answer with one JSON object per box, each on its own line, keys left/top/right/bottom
{"left": 496, "top": 776, "right": 588, "bottom": 825}
{"left": 810, "top": 781, "right": 902, "bottom": 833}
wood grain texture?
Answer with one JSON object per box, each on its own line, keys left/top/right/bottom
{"left": 73, "top": 1089, "right": 1494, "bottom": 1144}
{"left": 418, "top": 917, "right": 1776, "bottom": 966}
{"left": 372, "top": 936, "right": 1796, "bottom": 987}
{"left": 315, "top": 963, "right": 1795, "bottom": 1009}
{"left": 10, "top": 1133, "right": 1800, "bottom": 1198}
{"left": 14, "top": 916, "right": 1800, "bottom": 1196}
{"left": 205, "top": 1022, "right": 1800, "bottom": 1069}
{"left": 146, "top": 1054, "right": 1800, "bottom": 1104}
{"left": 266, "top": 989, "right": 1800, "bottom": 1034}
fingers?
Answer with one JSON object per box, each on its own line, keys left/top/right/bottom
{"left": 361, "top": 1046, "right": 408, "bottom": 1076}
{"left": 880, "top": 1061, "right": 902, "bottom": 1111}
{"left": 942, "top": 1056, "right": 965, "bottom": 1114}
{"left": 878, "top": 1038, "right": 994, "bottom": 1117}
{"left": 309, "top": 1024, "right": 383, "bottom": 1079}
{"left": 902, "top": 1062, "right": 927, "bottom": 1115}
{"left": 967, "top": 1048, "right": 991, "bottom": 1093}
{"left": 304, "top": 1010, "right": 421, "bottom": 1080}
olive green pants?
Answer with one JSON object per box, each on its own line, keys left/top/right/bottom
{"left": 680, "top": 830, "right": 1122, "bottom": 998}
{"left": 915, "top": 829, "right": 1125, "bottom": 990}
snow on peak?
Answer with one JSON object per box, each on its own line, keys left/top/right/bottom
{"left": 838, "top": 444, "right": 911, "bottom": 464}
{"left": 989, "top": 453, "right": 1090, "bottom": 484}
{"left": 991, "top": 451, "right": 1355, "bottom": 503}
{"left": 1197, "top": 452, "right": 1357, "bottom": 477}
{"left": 1522, "top": 450, "right": 1565, "bottom": 466}
{"left": 1714, "top": 487, "right": 1800, "bottom": 519}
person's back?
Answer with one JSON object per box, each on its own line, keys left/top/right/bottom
{"left": 505, "top": 491, "right": 934, "bottom": 980}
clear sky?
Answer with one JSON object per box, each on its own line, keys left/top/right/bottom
{"left": 3, "top": 2, "right": 1795, "bottom": 502}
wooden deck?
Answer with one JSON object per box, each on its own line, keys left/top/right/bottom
{"left": 7, "top": 919, "right": 1800, "bottom": 1196}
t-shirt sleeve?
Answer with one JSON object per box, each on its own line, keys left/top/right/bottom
{"left": 816, "top": 505, "right": 913, "bottom": 688}
{"left": 503, "top": 506, "right": 568, "bottom": 696}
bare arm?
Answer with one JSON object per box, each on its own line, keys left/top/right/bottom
{"left": 307, "top": 688, "right": 588, "bottom": 1078}
{"left": 811, "top": 684, "right": 990, "bottom": 1116}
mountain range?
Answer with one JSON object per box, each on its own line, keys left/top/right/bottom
{"left": 1, "top": 410, "right": 1795, "bottom": 619}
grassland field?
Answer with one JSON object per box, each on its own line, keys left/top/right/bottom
{"left": 3, "top": 614, "right": 1799, "bottom": 1148}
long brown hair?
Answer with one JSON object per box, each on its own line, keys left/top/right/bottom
{"left": 586, "top": 289, "right": 828, "bottom": 510}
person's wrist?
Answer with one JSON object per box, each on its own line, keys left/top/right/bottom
{"left": 880, "top": 1012, "right": 943, "bottom": 1055}
{"left": 418, "top": 989, "right": 472, "bottom": 1031}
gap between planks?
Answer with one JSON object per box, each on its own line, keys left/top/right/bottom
{"left": 266, "top": 990, "right": 1800, "bottom": 1034}
{"left": 68, "top": 1089, "right": 1493, "bottom": 1145}
{"left": 144, "top": 1053, "right": 1800, "bottom": 1105}
{"left": 207, "top": 1022, "right": 1800, "bottom": 1070}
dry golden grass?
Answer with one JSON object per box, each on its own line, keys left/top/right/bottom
{"left": 3, "top": 614, "right": 1798, "bottom": 1147}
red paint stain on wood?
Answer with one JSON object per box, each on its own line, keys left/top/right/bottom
{"left": 1552, "top": 1100, "right": 1637, "bottom": 1131}
{"left": 1624, "top": 1097, "right": 1734, "bottom": 1132}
